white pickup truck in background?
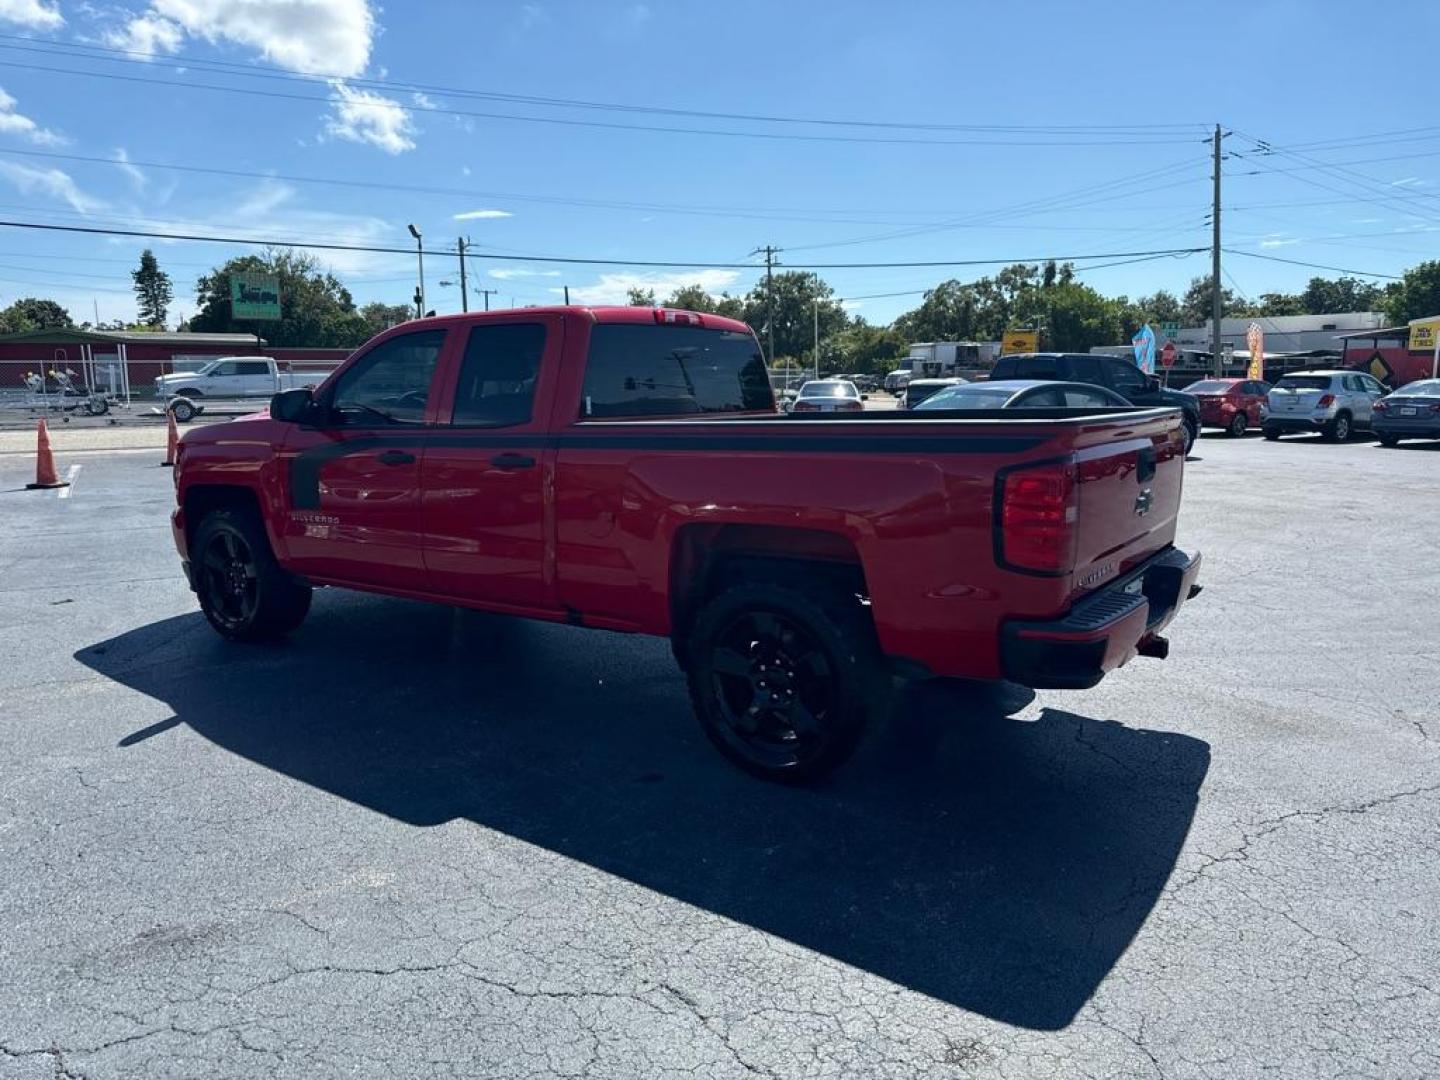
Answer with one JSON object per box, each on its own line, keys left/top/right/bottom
{"left": 156, "top": 357, "right": 318, "bottom": 421}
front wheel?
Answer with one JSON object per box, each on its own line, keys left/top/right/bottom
{"left": 1227, "top": 412, "right": 1248, "bottom": 437}
{"left": 684, "top": 582, "right": 881, "bottom": 784}
{"left": 193, "top": 508, "right": 311, "bottom": 642}
{"left": 170, "top": 397, "right": 197, "bottom": 423}
{"left": 1263, "top": 426, "right": 1282, "bottom": 441}
{"left": 1182, "top": 419, "right": 1197, "bottom": 457}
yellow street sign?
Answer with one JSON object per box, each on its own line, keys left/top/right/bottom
{"left": 1408, "top": 318, "right": 1440, "bottom": 353}
{"left": 1002, "top": 329, "right": 1038, "bottom": 354}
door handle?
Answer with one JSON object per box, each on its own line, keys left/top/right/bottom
{"left": 376, "top": 449, "right": 415, "bottom": 466}
{"left": 490, "top": 452, "right": 536, "bottom": 470}
{"left": 1137, "top": 444, "right": 1157, "bottom": 482}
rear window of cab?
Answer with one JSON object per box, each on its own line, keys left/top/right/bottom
{"left": 581, "top": 324, "right": 774, "bottom": 418}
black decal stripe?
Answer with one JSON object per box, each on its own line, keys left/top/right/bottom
{"left": 288, "top": 430, "right": 1048, "bottom": 509}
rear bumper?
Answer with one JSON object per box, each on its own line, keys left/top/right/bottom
{"left": 1265, "top": 416, "right": 1332, "bottom": 432}
{"left": 1001, "top": 547, "right": 1202, "bottom": 690}
{"left": 1374, "top": 417, "right": 1440, "bottom": 437}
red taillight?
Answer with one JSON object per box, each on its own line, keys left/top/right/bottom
{"left": 1316, "top": 394, "right": 1335, "bottom": 408}
{"left": 840, "top": 400, "right": 863, "bottom": 411}
{"left": 1430, "top": 403, "right": 1440, "bottom": 414}
{"left": 653, "top": 308, "right": 703, "bottom": 326}
{"left": 1374, "top": 399, "right": 1388, "bottom": 412}
{"left": 792, "top": 400, "right": 817, "bottom": 411}
{"left": 999, "top": 463, "right": 1078, "bottom": 574}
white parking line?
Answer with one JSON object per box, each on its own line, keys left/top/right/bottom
{"left": 57, "top": 464, "right": 80, "bottom": 498}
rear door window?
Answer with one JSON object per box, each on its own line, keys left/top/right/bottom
{"left": 990, "top": 356, "right": 1019, "bottom": 379}
{"left": 1106, "top": 359, "right": 1147, "bottom": 396}
{"left": 1067, "top": 355, "right": 1103, "bottom": 384}
{"left": 450, "top": 323, "right": 545, "bottom": 426}
{"left": 581, "top": 324, "right": 772, "bottom": 417}
{"left": 235, "top": 360, "right": 271, "bottom": 376}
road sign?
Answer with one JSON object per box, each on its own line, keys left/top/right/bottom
{"left": 230, "top": 272, "right": 282, "bottom": 321}
{"left": 1160, "top": 340, "right": 1177, "bottom": 368}
{"left": 1159, "top": 321, "right": 1180, "bottom": 343}
{"left": 1002, "top": 328, "right": 1038, "bottom": 354}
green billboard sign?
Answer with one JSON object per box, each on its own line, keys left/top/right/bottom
{"left": 230, "top": 272, "right": 281, "bottom": 321}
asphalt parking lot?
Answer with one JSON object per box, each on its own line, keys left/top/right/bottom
{"left": 1, "top": 432, "right": 1437, "bottom": 1079}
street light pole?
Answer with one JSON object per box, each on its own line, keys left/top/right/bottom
{"left": 813, "top": 298, "right": 819, "bottom": 380}
{"left": 408, "top": 223, "right": 425, "bottom": 318}
{"left": 457, "top": 236, "right": 469, "bottom": 313}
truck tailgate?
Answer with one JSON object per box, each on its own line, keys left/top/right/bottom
{"left": 1068, "top": 412, "right": 1186, "bottom": 598}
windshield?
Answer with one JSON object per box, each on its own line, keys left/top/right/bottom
{"left": 915, "top": 386, "right": 1016, "bottom": 410}
{"left": 799, "top": 381, "right": 858, "bottom": 398}
{"left": 1395, "top": 379, "right": 1440, "bottom": 397}
{"left": 1275, "top": 376, "right": 1331, "bottom": 391}
{"left": 1186, "top": 380, "right": 1236, "bottom": 394}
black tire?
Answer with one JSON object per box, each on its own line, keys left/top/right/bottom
{"left": 1323, "top": 412, "right": 1352, "bottom": 442}
{"left": 1227, "top": 412, "right": 1248, "bottom": 437}
{"left": 1378, "top": 434, "right": 1400, "bottom": 448}
{"left": 85, "top": 396, "right": 109, "bottom": 417}
{"left": 1182, "top": 418, "right": 1198, "bottom": 456}
{"left": 1263, "top": 426, "right": 1282, "bottom": 441}
{"left": 192, "top": 508, "right": 311, "bottom": 642}
{"left": 170, "top": 398, "right": 197, "bottom": 423}
{"left": 684, "top": 581, "right": 882, "bottom": 784}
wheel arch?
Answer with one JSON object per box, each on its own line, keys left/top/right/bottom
{"left": 668, "top": 522, "right": 870, "bottom": 667}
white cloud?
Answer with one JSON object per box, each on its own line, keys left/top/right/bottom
{"left": 0, "top": 86, "right": 65, "bottom": 145}
{"left": 111, "top": 0, "right": 375, "bottom": 77}
{"left": 1259, "top": 234, "right": 1301, "bottom": 249}
{"left": 490, "top": 268, "right": 560, "bottom": 280}
{"left": 114, "top": 147, "right": 147, "bottom": 192}
{"left": 559, "top": 269, "right": 740, "bottom": 305}
{"left": 412, "top": 91, "right": 435, "bottom": 109}
{"left": 452, "top": 208, "right": 511, "bottom": 220}
{"left": 0, "top": 0, "right": 63, "bottom": 29}
{"left": 460, "top": 165, "right": 472, "bottom": 177}
{"left": 105, "top": 12, "right": 183, "bottom": 56}
{"left": 325, "top": 80, "right": 416, "bottom": 154}
{"left": 0, "top": 160, "right": 107, "bottom": 213}
{"left": 1391, "top": 176, "right": 1427, "bottom": 188}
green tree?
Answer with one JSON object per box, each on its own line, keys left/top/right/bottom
{"left": 824, "top": 320, "right": 906, "bottom": 375}
{"left": 0, "top": 297, "right": 73, "bottom": 334}
{"left": 891, "top": 279, "right": 982, "bottom": 343}
{"left": 1384, "top": 261, "right": 1440, "bottom": 325}
{"left": 131, "top": 248, "right": 172, "bottom": 329}
{"left": 1253, "top": 292, "right": 1305, "bottom": 316}
{"left": 1180, "top": 276, "right": 1242, "bottom": 325}
{"left": 626, "top": 286, "right": 656, "bottom": 306}
{"left": 1301, "top": 275, "right": 1386, "bottom": 315}
{"left": 741, "top": 271, "right": 847, "bottom": 361}
{"left": 359, "top": 301, "right": 413, "bottom": 335}
{"left": 188, "top": 250, "right": 370, "bottom": 348}
{"left": 663, "top": 284, "right": 745, "bottom": 319}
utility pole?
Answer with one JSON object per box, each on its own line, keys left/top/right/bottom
{"left": 749, "top": 245, "right": 779, "bottom": 367}
{"left": 1211, "top": 124, "right": 1223, "bottom": 377}
{"left": 563, "top": 285, "right": 570, "bottom": 305}
{"left": 457, "top": 237, "right": 469, "bottom": 313}
{"left": 813, "top": 296, "right": 819, "bottom": 380}
{"left": 408, "top": 223, "right": 425, "bottom": 318}
{"left": 475, "top": 288, "right": 497, "bottom": 312}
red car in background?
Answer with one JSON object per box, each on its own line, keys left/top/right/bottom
{"left": 1185, "top": 378, "right": 1270, "bottom": 437}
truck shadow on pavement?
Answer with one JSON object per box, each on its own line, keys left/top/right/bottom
{"left": 80, "top": 594, "right": 1210, "bottom": 1032}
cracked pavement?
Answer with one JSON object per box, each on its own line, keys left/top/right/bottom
{"left": 1, "top": 435, "right": 1437, "bottom": 1078}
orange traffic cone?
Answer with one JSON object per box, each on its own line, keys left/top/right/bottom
{"left": 162, "top": 408, "right": 179, "bottom": 467}
{"left": 26, "top": 419, "right": 69, "bottom": 490}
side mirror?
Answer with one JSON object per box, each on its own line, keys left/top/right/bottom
{"left": 270, "top": 387, "right": 316, "bottom": 424}
{"left": 861, "top": 393, "right": 869, "bottom": 401}
{"left": 1145, "top": 375, "right": 1161, "bottom": 392}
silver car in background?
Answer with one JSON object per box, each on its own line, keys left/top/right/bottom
{"left": 1262, "top": 370, "right": 1387, "bottom": 442}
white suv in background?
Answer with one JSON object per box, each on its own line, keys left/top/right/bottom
{"left": 1263, "top": 370, "right": 1387, "bottom": 442}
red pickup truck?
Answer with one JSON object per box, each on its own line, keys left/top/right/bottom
{"left": 171, "top": 306, "right": 1201, "bottom": 782}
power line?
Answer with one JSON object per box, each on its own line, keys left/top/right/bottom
{"left": 1222, "top": 248, "right": 1403, "bottom": 280}
{"left": 0, "top": 58, "right": 1205, "bottom": 148}
{"left": 0, "top": 35, "right": 1209, "bottom": 139}
{"left": 0, "top": 216, "right": 1207, "bottom": 269}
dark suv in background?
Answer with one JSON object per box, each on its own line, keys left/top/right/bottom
{"left": 990, "top": 352, "right": 1201, "bottom": 455}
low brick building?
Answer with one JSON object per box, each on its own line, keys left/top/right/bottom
{"left": 0, "top": 328, "right": 351, "bottom": 398}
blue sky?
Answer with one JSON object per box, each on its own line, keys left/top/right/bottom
{"left": 0, "top": 0, "right": 1436, "bottom": 327}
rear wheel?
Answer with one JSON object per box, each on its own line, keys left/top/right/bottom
{"left": 1323, "top": 413, "right": 1352, "bottom": 442}
{"left": 1182, "top": 418, "right": 1197, "bottom": 456}
{"left": 1378, "top": 434, "right": 1400, "bottom": 448}
{"left": 684, "top": 581, "right": 881, "bottom": 784}
{"left": 1263, "top": 426, "right": 1282, "bottom": 441}
{"left": 170, "top": 397, "right": 197, "bottom": 423}
{"left": 1227, "top": 412, "right": 1248, "bottom": 437}
{"left": 193, "top": 508, "right": 311, "bottom": 642}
